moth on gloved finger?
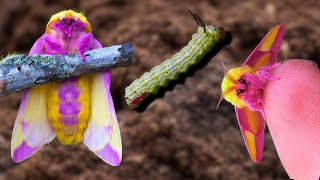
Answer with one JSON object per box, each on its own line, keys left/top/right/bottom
{"left": 218, "top": 25, "right": 284, "bottom": 163}
{"left": 11, "top": 10, "right": 122, "bottom": 166}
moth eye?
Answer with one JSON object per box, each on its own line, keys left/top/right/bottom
{"left": 237, "top": 89, "right": 245, "bottom": 94}
{"left": 60, "top": 19, "right": 66, "bottom": 25}
{"left": 70, "top": 18, "right": 76, "bottom": 24}
{"left": 239, "top": 78, "right": 246, "bottom": 84}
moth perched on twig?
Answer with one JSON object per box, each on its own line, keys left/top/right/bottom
{"left": 0, "top": 44, "right": 132, "bottom": 96}
{"left": 11, "top": 10, "right": 122, "bottom": 166}
{"left": 125, "top": 11, "right": 226, "bottom": 109}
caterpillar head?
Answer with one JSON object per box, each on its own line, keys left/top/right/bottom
{"left": 188, "top": 10, "right": 226, "bottom": 42}
{"left": 205, "top": 25, "right": 226, "bottom": 42}
{"left": 46, "top": 10, "right": 91, "bottom": 37}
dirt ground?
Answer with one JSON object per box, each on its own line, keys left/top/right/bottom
{"left": 0, "top": 0, "right": 319, "bottom": 179}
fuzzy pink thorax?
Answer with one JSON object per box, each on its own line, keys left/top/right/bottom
{"left": 236, "top": 63, "right": 281, "bottom": 114}
{"left": 43, "top": 17, "right": 94, "bottom": 60}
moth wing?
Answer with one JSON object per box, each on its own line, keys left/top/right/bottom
{"left": 11, "top": 85, "right": 56, "bottom": 163}
{"left": 243, "top": 25, "right": 284, "bottom": 71}
{"left": 235, "top": 106, "right": 265, "bottom": 163}
{"left": 83, "top": 71, "right": 122, "bottom": 166}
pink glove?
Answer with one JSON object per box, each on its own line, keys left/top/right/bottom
{"left": 264, "top": 59, "right": 320, "bottom": 179}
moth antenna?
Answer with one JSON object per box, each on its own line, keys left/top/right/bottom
{"left": 220, "top": 61, "right": 236, "bottom": 83}
{"left": 220, "top": 60, "right": 228, "bottom": 75}
{"left": 216, "top": 93, "right": 224, "bottom": 109}
{"left": 216, "top": 61, "right": 232, "bottom": 109}
{"left": 216, "top": 87, "right": 233, "bottom": 109}
{"left": 188, "top": 10, "right": 200, "bottom": 26}
{"left": 193, "top": 12, "right": 206, "bottom": 33}
{"left": 226, "top": 73, "right": 236, "bottom": 83}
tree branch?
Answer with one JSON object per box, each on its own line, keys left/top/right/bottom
{"left": 0, "top": 43, "right": 133, "bottom": 96}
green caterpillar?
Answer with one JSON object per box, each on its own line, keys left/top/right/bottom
{"left": 125, "top": 12, "right": 226, "bottom": 108}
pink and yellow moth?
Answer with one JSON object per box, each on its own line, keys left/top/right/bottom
{"left": 11, "top": 10, "right": 122, "bottom": 166}
{"left": 219, "top": 25, "right": 284, "bottom": 163}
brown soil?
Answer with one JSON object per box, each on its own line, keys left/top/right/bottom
{"left": 0, "top": 0, "right": 318, "bottom": 179}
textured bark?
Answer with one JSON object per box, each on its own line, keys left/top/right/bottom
{"left": 0, "top": 43, "right": 133, "bottom": 96}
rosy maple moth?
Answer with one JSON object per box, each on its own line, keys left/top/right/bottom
{"left": 219, "top": 25, "right": 284, "bottom": 163}
{"left": 125, "top": 11, "right": 226, "bottom": 108}
{"left": 11, "top": 10, "right": 122, "bottom": 166}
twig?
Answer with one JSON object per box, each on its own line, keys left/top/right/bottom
{"left": 0, "top": 43, "right": 133, "bottom": 96}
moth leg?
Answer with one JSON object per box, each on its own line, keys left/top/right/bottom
{"left": 43, "top": 35, "right": 67, "bottom": 55}
{"left": 76, "top": 33, "right": 94, "bottom": 61}
{"left": 91, "top": 38, "right": 103, "bottom": 49}
{"left": 29, "top": 36, "right": 46, "bottom": 55}
{"left": 256, "top": 63, "right": 281, "bottom": 80}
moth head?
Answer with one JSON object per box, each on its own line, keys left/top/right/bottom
{"left": 217, "top": 65, "right": 254, "bottom": 108}
{"left": 46, "top": 10, "right": 92, "bottom": 35}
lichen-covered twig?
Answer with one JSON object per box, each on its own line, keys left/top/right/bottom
{"left": 0, "top": 43, "right": 133, "bottom": 96}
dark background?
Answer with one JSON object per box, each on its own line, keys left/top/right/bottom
{"left": 0, "top": 0, "right": 319, "bottom": 179}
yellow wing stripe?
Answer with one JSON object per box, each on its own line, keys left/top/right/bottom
{"left": 89, "top": 74, "right": 111, "bottom": 126}
{"left": 24, "top": 85, "right": 49, "bottom": 122}
{"left": 243, "top": 130, "right": 257, "bottom": 162}
{"left": 242, "top": 106, "right": 260, "bottom": 134}
{"left": 252, "top": 52, "right": 271, "bottom": 72}
{"left": 12, "top": 116, "right": 24, "bottom": 150}
{"left": 259, "top": 25, "right": 281, "bottom": 51}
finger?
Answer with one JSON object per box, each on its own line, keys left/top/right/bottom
{"left": 263, "top": 59, "right": 320, "bottom": 179}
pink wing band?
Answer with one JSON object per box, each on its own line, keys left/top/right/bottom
{"left": 12, "top": 142, "right": 39, "bottom": 163}
{"left": 96, "top": 143, "right": 121, "bottom": 166}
